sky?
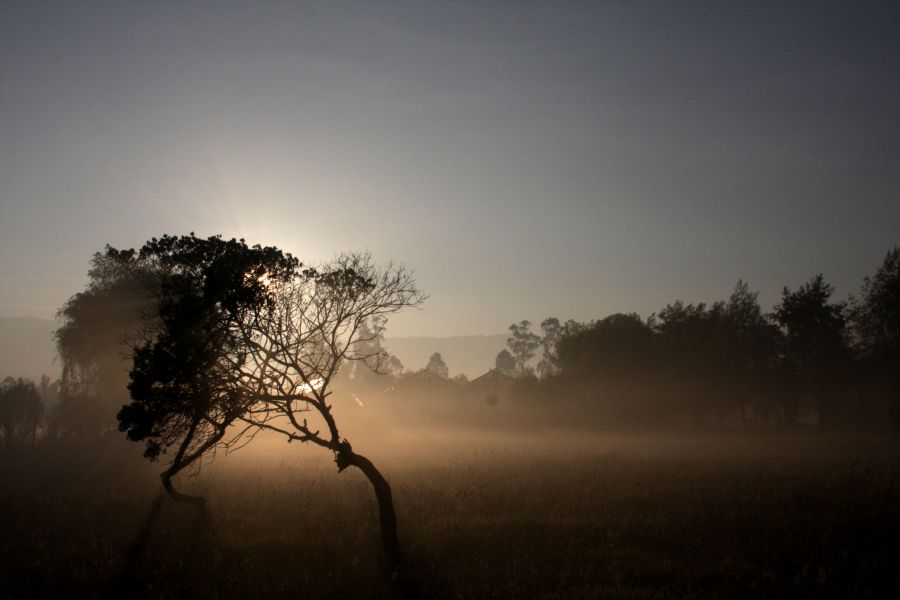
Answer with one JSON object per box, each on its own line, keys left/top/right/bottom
{"left": 1, "top": 1, "right": 898, "bottom": 337}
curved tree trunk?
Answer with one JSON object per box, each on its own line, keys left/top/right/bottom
{"left": 158, "top": 417, "right": 225, "bottom": 512}
{"left": 160, "top": 467, "right": 208, "bottom": 509}
{"left": 336, "top": 442, "right": 402, "bottom": 575}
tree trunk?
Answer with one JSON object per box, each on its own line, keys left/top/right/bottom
{"left": 160, "top": 467, "right": 208, "bottom": 509}
{"left": 157, "top": 417, "right": 224, "bottom": 512}
{"left": 336, "top": 442, "right": 402, "bottom": 575}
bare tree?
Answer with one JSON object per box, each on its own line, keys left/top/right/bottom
{"left": 237, "top": 252, "right": 426, "bottom": 574}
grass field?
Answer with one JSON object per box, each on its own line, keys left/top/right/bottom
{"left": 2, "top": 429, "right": 899, "bottom": 598}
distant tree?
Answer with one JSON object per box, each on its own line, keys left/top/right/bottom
{"left": 537, "top": 317, "right": 561, "bottom": 378}
{"left": 55, "top": 252, "right": 157, "bottom": 438}
{"left": 507, "top": 320, "right": 541, "bottom": 376}
{"left": 451, "top": 373, "right": 469, "bottom": 386}
{"left": 494, "top": 349, "right": 517, "bottom": 376}
{"left": 0, "top": 377, "right": 44, "bottom": 448}
{"left": 654, "top": 302, "right": 729, "bottom": 425}
{"left": 38, "top": 374, "right": 60, "bottom": 409}
{"left": 851, "top": 246, "right": 900, "bottom": 425}
{"left": 425, "top": 352, "right": 449, "bottom": 378}
{"left": 772, "top": 274, "right": 851, "bottom": 426}
{"left": 554, "top": 313, "right": 658, "bottom": 423}
{"left": 347, "top": 316, "right": 404, "bottom": 387}
{"left": 723, "top": 280, "right": 782, "bottom": 425}
{"left": 558, "top": 313, "right": 653, "bottom": 379}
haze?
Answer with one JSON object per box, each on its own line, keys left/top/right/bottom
{"left": 3, "top": 1, "right": 898, "bottom": 336}
{"left": 3, "top": 3, "right": 900, "bottom": 598}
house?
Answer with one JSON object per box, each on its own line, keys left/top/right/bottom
{"left": 395, "top": 370, "right": 461, "bottom": 396}
{"left": 463, "top": 369, "right": 517, "bottom": 406}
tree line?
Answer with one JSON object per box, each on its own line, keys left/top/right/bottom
{"left": 492, "top": 247, "right": 899, "bottom": 429}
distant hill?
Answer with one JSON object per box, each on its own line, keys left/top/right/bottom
{"left": 0, "top": 317, "right": 61, "bottom": 382}
{"left": 383, "top": 334, "right": 508, "bottom": 379}
{"left": 0, "top": 315, "right": 509, "bottom": 382}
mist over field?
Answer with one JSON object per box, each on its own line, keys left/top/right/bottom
{"left": 3, "top": 1, "right": 900, "bottom": 598}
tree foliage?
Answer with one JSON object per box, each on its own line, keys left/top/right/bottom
{"left": 851, "top": 246, "right": 900, "bottom": 424}
{"left": 494, "top": 349, "right": 516, "bottom": 376}
{"left": 0, "top": 377, "right": 43, "bottom": 448}
{"left": 425, "top": 352, "right": 449, "bottom": 378}
{"left": 235, "top": 251, "right": 425, "bottom": 571}
{"left": 95, "top": 237, "right": 425, "bottom": 572}
{"left": 537, "top": 317, "right": 562, "bottom": 378}
{"left": 54, "top": 252, "right": 156, "bottom": 437}
{"left": 853, "top": 246, "right": 900, "bottom": 354}
{"left": 507, "top": 320, "right": 541, "bottom": 376}
{"left": 109, "top": 234, "right": 298, "bottom": 503}
{"left": 771, "top": 274, "right": 851, "bottom": 424}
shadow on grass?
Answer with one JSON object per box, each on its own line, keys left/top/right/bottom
{"left": 109, "top": 492, "right": 213, "bottom": 597}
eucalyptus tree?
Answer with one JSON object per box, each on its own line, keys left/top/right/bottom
{"left": 536, "top": 317, "right": 562, "bottom": 378}
{"left": 507, "top": 320, "right": 541, "bottom": 376}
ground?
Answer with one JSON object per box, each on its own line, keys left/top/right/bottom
{"left": 2, "top": 429, "right": 899, "bottom": 598}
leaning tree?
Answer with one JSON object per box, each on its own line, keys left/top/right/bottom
{"left": 236, "top": 252, "right": 425, "bottom": 573}
{"left": 105, "top": 235, "right": 424, "bottom": 574}
{"left": 112, "top": 234, "right": 299, "bottom": 506}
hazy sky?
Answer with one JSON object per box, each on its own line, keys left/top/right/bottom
{"left": 2, "top": 1, "right": 898, "bottom": 337}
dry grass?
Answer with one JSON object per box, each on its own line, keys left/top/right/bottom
{"left": 2, "top": 430, "right": 899, "bottom": 598}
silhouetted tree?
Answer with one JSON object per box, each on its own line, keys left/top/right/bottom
{"left": 772, "top": 274, "right": 851, "bottom": 426}
{"left": 554, "top": 313, "right": 658, "bottom": 422}
{"left": 451, "top": 373, "right": 469, "bottom": 386}
{"left": 851, "top": 246, "right": 900, "bottom": 425}
{"left": 38, "top": 374, "right": 57, "bottom": 407}
{"left": 654, "top": 302, "right": 730, "bottom": 425}
{"left": 425, "top": 352, "right": 449, "bottom": 378}
{"left": 54, "top": 252, "right": 157, "bottom": 438}
{"left": 507, "top": 320, "right": 541, "bottom": 376}
{"left": 722, "top": 281, "right": 782, "bottom": 425}
{"left": 0, "top": 377, "right": 43, "bottom": 448}
{"left": 238, "top": 252, "right": 425, "bottom": 574}
{"left": 537, "top": 317, "right": 562, "bottom": 378}
{"left": 494, "top": 349, "right": 516, "bottom": 376}
{"left": 558, "top": 313, "right": 653, "bottom": 379}
{"left": 112, "top": 234, "right": 299, "bottom": 506}
{"left": 346, "top": 317, "right": 404, "bottom": 393}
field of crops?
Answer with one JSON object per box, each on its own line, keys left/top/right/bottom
{"left": 2, "top": 429, "right": 899, "bottom": 598}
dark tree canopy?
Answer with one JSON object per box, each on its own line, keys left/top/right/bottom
{"left": 852, "top": 246, "right": 900, "bottom": 424}
{"left": 0, "top": 377, "right": 43, "bottom": 448}
{"left": 507, "top": 320, "right": 541, "bottom": 376}
{"left": 494, "top": 349, "right": 516, "bottom": 376}
{"left": 557, "top": 313, "right": 654, "bottom": 380}
{"left": 55, "top": 252, "right": 157, "bottom": 437}
{"left": 770, "top": 274, "right": 851, "bottom": 424}
{"left": 853, "top": 246, "right": 900, "bottom": 354}
{"left": 115, "top": 234, "right": 299, "bottom": 466}
{"left": 426, "top": 352, "right": 449, "bottom": 379}
{"left": 89, "top": 235, "right": 425, "bottom": 572}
